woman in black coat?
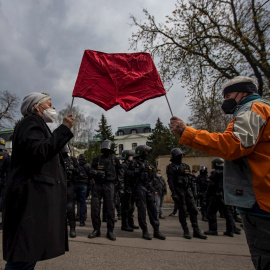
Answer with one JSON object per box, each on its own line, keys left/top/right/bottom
{"left": 2, "top": 92, "right": 74, "bottom": 269}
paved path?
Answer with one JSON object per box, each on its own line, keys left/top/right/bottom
{"left": 0, "top": 205, "right": 254, "bottom": 270}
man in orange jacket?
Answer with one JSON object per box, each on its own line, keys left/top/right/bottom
{"left": 170, "top": 76, "right": 270, "bottom": 270}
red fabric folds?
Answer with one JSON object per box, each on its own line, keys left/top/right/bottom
{"left": 72, "top": 50, "right": 166, "bottom": 111}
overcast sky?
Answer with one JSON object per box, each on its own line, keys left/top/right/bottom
{"left": 0, "top": 0, "right": 190, "bottom": 134}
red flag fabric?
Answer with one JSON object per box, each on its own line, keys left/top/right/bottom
{"left": 72, "top": 50, "right": 166, "bottom": 111}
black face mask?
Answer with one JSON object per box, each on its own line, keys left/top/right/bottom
{"left": 221, "top": 92, "right": 239, "bottom": 114}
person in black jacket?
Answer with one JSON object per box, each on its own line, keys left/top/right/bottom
{"left": 166, "top": 148, "right": 207, "bottom": 240}
{"left": 3, "top": 92, "right": 73, "bottom": 269}
{"left": 88, "top": 140, "right": 120, "bottom": 241}
{"left": 197, "top": 166, "right": 210, "bottom": 222}
{"left": 63, "top": 149, "right": 80, "bottom": 238}
{"left": 119, "top": 150, "right": 139, "bottom": 232}
{"left": 204, "top": 158, "right": 241, "bottom": 237}
{"left": 153, "top": 169, "right": 167, "bottom": 219}
{"left": 128, "top": 145, "right": 166, "bottom": 241}
{"left": 73, "top": 154, "right": 95, "bottom": 227}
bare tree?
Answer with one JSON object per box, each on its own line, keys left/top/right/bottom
{"left": 58, "top": 104, "right": 96, "bottom": 156}
{"left": 130, "top": 0, "right": 270, "bottom": 131}
{"left": 0, "top": 90, "right": 20, "bottom": 130}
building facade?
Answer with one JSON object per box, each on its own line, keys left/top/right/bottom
{"left": 114, "top": 124, "right": 152, "bottom": 155}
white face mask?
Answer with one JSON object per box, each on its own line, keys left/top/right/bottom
{"left": 43, "top": 108, "right": 57, "bottom": 123}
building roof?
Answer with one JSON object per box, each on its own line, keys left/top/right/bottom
{"left": 116, "top": 124, "right": 152, "bottom": 136}
{"left": 117, "top": 124, "right": 151, "bottom": 130}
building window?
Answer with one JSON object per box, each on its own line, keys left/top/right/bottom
{"left": 130, "top": 129, "right": 137, "bottom": 134}
{"left": 132, "top": 143, "right": 137, "bottom": 150}
{"left": 119, "top": 144, "right": 123, "bottom": 155}
{"left": 118, "top": 130, "right": 124, "bottom": 136}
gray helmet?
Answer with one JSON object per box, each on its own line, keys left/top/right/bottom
{"left": 212, "top": 157, "right": 224, "bottom": 169}
{"left": 122, "top": 150, "right": 135, "bottom": 160}
{"left": 101, "top": 139, "right": 115, "bottom": 153}
{"left": 0, "top": 137, "right": 6, "bottom": 150}
{"left": 134, "top": 145, "right": 152, "bottom": 158}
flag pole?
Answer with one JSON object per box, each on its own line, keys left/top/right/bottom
{"left": 165, "top": 94, "right": 173, "bottom": 117}
{"left": 69, "top": 97, "right": 74, "bottom": 114}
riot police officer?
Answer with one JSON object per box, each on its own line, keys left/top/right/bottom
{"left": 166, "top": 148, "right": 207, "bottom": 240}
{"left": 128, "top": 145, "right": 166, "bottom": 240}
{"left": 119, "top": 150, "right": 139, "bottom": 232}
{"left": 0, "top": 137, "right": 10, "bottom": 227}
{"left": 88, "top": 140, "right": 120, "bottom": 241}
{"left": 197, "top": 166, "right": 210, "bottom": 221}
{"left": 204, "top": 158, "right": 241, "bottom": 237}
{"left": 63, "top": 150, "right": 79, "bottom": 238}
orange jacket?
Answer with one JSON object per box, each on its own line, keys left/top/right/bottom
{"left": 180, "top": 97, "right": 270, "bottom": 213}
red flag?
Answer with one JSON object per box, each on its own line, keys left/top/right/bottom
{"left": 72, "top": 50, "right": 166, "bottom": 111}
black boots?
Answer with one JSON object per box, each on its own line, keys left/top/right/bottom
{"left": 193, "top": 228, "right": 207, "bottom": 239}
{"left": 69, "top": 227, "right": 76, "bottom": 238}
{"left": 142, "top": 231, "right": 152, "bottom": 240}
{"left": 128, "top": 218, "right": 139, "bottom": 229}
{"left": 106, "top": 231, "right": 116, "bottom": 241}
{"left": 183, "top": 228, "right": 192, "bottom": 239}
{"left": 88, "top": 230, "right": 101, "bottom": 239}
{"left": 121, "top": 218, "right": 134, "bottom": 232}
{"left": 204, "top": 230, "right": 218, "bottom": 236}
{"left": 153, "top": 230, "right": 166, "bottom": 240}
{"left": 80, "top": 220, "right": 85, "bottom": 227}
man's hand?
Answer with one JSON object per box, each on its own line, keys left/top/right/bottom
{"left": 170, "top": 116, "right": 187, "bottom": 137}
{"left": 62, "top": 114, "right": 74, "bottom": 129}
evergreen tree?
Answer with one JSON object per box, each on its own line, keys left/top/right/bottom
{"left": 95, "top": 114, "right": 115, "bottom": 142}
{"left": 147, "top": 118, "right": 182, "bottom": 167}
{"left": 84, "top": 142, "right": 101, "bottom": 165}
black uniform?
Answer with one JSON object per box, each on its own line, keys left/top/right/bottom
{"left": 197, "top": 169, "right": 209, "bottom": 221}
{"left": 91, "top": 154, "right": 117, "bottom": 233}
{"left": 128, "top": 159, "right": 160, "bottom": 234}
{"left": 63, "top": 155, "right": 79, "bottom": 233}
{"left": 205, "top": 168, "right": 234, "bottom": 234}
{"left": 166, "top": 148, "right": 206, "bottom": 240}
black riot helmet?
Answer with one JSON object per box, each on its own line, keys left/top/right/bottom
{"left": 101, "top": 139, "right": 115, "bottom": 154}
{"left": 212, "top": 157, "right": 224, "bottom": 169}
{"left": 134, "top": 145, "right": 152, "bottom": 160}
{"left": 199, "top": 166, "right": 208, "bottom": 175}
{"left": 122, "top": 150, "right": 135, "bottom": 161}
{"left": 170, "top": 148, "right": 183, "bottom": 163}
{"left": 0, "top": 137, "right": 6, "bottom": 150}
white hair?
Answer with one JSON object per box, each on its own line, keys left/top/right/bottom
{"left": 31, "top": 96, "right": 51, "bottom": 113}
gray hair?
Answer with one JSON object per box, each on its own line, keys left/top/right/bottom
{"left": 31, "top": 96, "right": 51, "bottom": 113}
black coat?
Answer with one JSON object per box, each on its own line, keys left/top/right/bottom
{"left": 3, "top": 114, "right": 73, "bottom": 262}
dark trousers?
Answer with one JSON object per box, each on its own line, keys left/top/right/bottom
{"left": 120, "top": 191, "right": 136, "bottom": 226}
{"left": 207, "top": 197, "right": 234, "bottom": 232}
{"left": 5, "top": 262, "right": 36, "bottom": 270}
{"left": 91, "top": 182, "right": 115, "bottom": 232}
{"left": 199, "top": 192, "right": 208, "bottom": 217}
{"left": 67, "top": 182, "right": 76, "bottom": 228}
{"left": 136, "top": 185, "right": 159, "bottom": 232}
{"left": 73, "top": 184, "right": 87, "bottom": 222}
{"left": 176, "top": 189, "right": 199, "bottom": 230}
{"left": 241, "top": 213, "right": 270, "bottom": 270}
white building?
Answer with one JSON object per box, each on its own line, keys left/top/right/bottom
{"left": 114, "top": 124, "right": 152, "bottom": 155}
